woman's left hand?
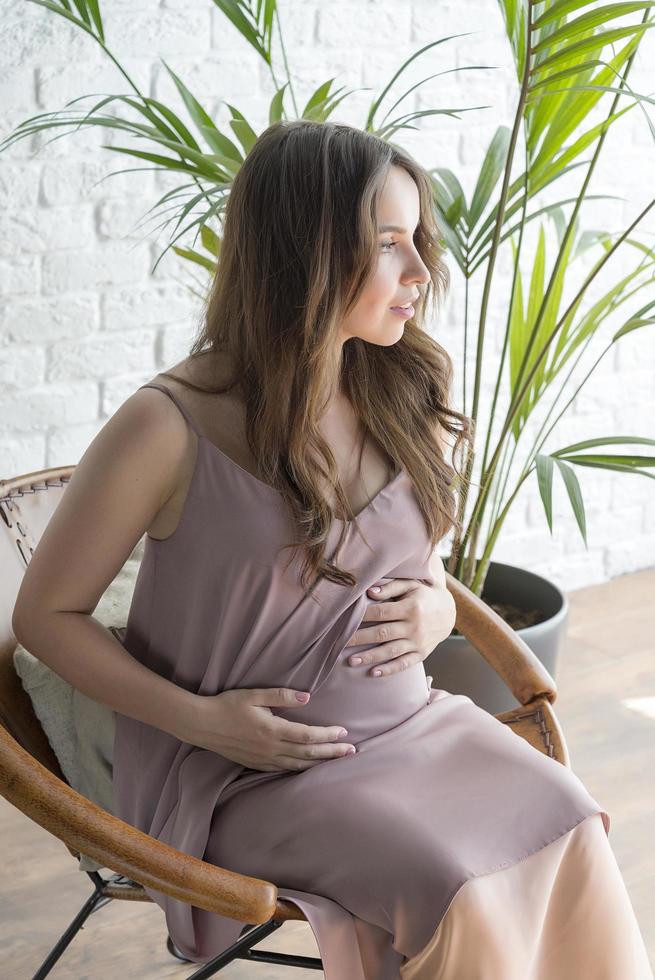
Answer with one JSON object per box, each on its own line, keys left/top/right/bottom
{"left": 345, "top": 576, "right": 456, "bottom": 678}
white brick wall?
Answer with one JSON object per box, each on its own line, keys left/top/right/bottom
{"left": 1, "top": 0, "right": 654, "bottom": 590}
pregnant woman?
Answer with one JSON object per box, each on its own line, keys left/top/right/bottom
{"left": 15, "top": 120, "right": 652, "bottom": 978}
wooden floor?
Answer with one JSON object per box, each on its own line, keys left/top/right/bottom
{"left": 1, "top": 568, "right": 653, "bottom": 978}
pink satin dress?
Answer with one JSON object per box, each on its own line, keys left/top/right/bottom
{"left": 112, "top": 382, "right": 652, "bottom": 979}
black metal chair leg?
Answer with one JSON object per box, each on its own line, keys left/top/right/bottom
{"left": 31, "top": 872, "right": 112, "bottom": 979}
{"left": 31, "top": 868, "right": 324, "bottom": 978}
{"left": 180, "top": 918, "right": 323, "bottom": 978}
{"left": 183, "top": 920, "right": 287, "bottom": 978}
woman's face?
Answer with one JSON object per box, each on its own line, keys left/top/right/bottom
{"left": 339, "top": 165, "right": 431, "bottom": 347}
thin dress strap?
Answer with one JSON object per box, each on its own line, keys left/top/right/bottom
{"left": 139, "top": 382, "right": 202, "bottom": 438}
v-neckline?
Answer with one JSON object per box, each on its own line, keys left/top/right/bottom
{"left": 198, "top": 434, "right": 406, "bottom": 525}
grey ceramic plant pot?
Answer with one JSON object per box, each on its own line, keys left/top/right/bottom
{"left": 423, "top": 560, "right": 569, "bottom": 717}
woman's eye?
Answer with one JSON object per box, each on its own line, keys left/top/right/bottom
{"left": 380, "top": 240, "right": 397, "bottom": 251}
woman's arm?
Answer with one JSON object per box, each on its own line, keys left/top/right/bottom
{"left": 11, "top": 387, "right": 200, "bottom": 743}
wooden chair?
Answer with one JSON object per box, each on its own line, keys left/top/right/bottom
{"left": 0, "top": 465, "right": 570, "bottom": 978}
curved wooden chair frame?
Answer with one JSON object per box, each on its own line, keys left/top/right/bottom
{"left": 0, "top": 465, "right": 569, "bottom": 978}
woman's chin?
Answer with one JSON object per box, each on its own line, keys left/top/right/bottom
{"left": 384, "top": 322, "right": 406, "bottom": 344}
{"left": 374, "top": 318, "right": 407, "bottom": 345}
{"left": 345, "top": 320, "right": 406, "bottom": 346}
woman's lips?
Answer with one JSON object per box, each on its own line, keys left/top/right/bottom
{"left": 389, "top": 304, "right": 414, "bottom": 318}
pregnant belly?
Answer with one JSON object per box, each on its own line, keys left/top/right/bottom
{"left": 297, "top": 646, "right": 432, "bottom": 744}
{"left": 275, "top": 586, "right": 432, "bottom": 744}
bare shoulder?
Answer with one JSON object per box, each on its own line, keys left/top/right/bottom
{"left": 99, "top": 362, "right": 211, "bottom": 503}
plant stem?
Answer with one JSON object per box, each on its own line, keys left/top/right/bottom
{"left": 446, "top": 238, "right": 472, "bottom": 570}
{"left": 488, "top": 421, "right": 517, "bottom": 538}
{"left": 273, "top": 7, "right": 300, "bottom": 117}
{"left": 463, "top": 276, "right": 470, "bottom": 417}
{"left": 468, "top": 141, "right": 532, "bottom": 574}
{"left": 471, "top": 470, "right": 533, "bottom": 594}
{"left": 450, "top": 1, "right": 535, "bottom": 586}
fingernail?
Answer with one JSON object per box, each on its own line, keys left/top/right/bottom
{"left": 372, "top": 669, "right": 382, "bottom": 677}
{"left": 369, "top": 586, "right": 381, "bottom": 593}
{"left": 350, "top": 657, "right": 362, "bottom": 665}
{"left": 339, "top": 729, "right": 348, "bottom": 737}
{"left": 295, "top": 692, "right": 310, "bottom": 702}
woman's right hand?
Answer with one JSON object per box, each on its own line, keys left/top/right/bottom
{"left": 190, "top": 687, "right": 358, "bottom": 772}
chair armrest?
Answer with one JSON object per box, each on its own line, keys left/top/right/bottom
{"left": 0, "top": 722, "right": 278, "bottom": 925}
{"left": 444, "top": 572, "right": 558, "bottom": 707}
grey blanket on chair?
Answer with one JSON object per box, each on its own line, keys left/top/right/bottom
{"left": 12, "top": 540, "right": 143, "bottom": 871}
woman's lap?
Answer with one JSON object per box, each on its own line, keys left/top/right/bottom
{"left": 205, "top": 693, "right": 612, "bottom": 962}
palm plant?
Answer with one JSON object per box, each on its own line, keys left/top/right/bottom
{"left": 436, "top": 0, "right": 655, "bottom": 592}
{"left": 3, "top": 0, "right": 655, "bottom": 600}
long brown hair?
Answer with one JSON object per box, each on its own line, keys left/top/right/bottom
{"left": 160, "top": 119, "right": 473, "bottom": 595}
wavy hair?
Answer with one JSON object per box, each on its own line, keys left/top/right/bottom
{"left": 160, "top": 119, "right": 474, "bottom": 595}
